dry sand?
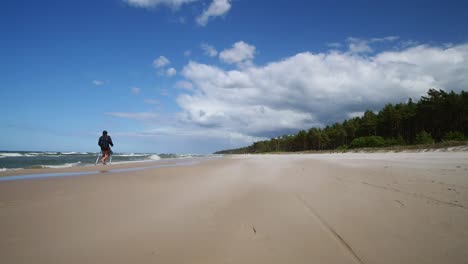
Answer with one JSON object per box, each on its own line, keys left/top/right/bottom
{"left": 0, "top": 152, "right": 467, "bottom": 264}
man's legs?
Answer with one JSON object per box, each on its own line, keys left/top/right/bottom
{"left": 101, "top": 150, "right": 109, "bottom": 164}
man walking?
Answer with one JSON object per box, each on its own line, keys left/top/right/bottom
{"left": 98, "top": 130, "right": 114, "bottom": 165}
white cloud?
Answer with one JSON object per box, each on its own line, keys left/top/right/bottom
{"left": 219, "top": 41, "right": 256, "bottom": 67}
{"left": 125, "top": 0, "right": 232, "bottom": 27}
{"left": 196, "top": 0, "right": 231, "bottom": 26}
{"left": 131, "top": 87, "right": 141, "bottom": 94}
{"left": 346, "top": 36, "right": 400, "bottom": 54}
{"left": 347, "top": 37, "right": 373, "bottom": 54}
{"left": 347, "top": 112, "right": 365, "bottom": 118}
{"left": 371, "top": 36, "right": 400, "bottom": 42}
{"left": 167, "top": 67, "right": 177, "bottom": 76}
{"left": 201, "top": 43, "right": 218, "bottom": 57}
{"left": 92, "top": 80, "right": 105, "bottom": 86}
{"left": 175, "top": 80, "right": 193, "bottom": 90}
{"left": 123, "top": 0, "right": 198, "bottom": 9}
{"left": 109, "top": 41, "right": 468, "bottom": 152}
{"left": 399, "top": 40, "right": 420, "bottom": 48}
{"left": 153, "top": 56, "right": 170, "bottom": 68}
{"left": 177, "top": 43, "right": 468, "bottom": 140}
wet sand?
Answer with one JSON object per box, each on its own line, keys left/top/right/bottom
{"left": 1, "top": 152, "right": 467, "bottom": 264}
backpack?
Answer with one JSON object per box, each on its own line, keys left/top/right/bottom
{"left": 99, "top": 136, "right": 110, "bottom": 149}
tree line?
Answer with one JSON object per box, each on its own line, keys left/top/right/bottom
{"left": 215, "top": 89, "right": 468, "bottom": 154}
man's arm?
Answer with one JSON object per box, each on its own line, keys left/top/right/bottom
{"left": 109, "top": 136, "right": 114, "bottom": 147}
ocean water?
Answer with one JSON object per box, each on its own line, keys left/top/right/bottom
{"left": 0, "top": 151, "right": 203, "bottom": 170}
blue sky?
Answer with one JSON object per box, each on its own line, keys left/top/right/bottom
{"left": 1, "top": 0, "right": 468, "bottom": 153}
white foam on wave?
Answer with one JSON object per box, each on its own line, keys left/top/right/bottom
{"left": 0, "top": 152, "right": 69, "bottom": 158}
{"left": 41, "top": 162, "right": 82, "bottom": 169}
{"left": 114, "top": 153, "right": 147, "bottom": 157}
{"left": 61, "top": 152, "right": 79, "bottom": 155}
{"left": 149, "top": 155, "right": 161, "bottom": 160}
{"left": 0, "top": 167, "right": 23, "bottom": 171}
{"left": 0, "top": 153, "right": 24, "bottom": 158}
{"left": 176, "top": 154, "right": 194, "bottom": 158}
{"left": 24, "top": 153, "right": 41, "bottom": 157}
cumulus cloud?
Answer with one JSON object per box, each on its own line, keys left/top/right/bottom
{"left": 108, "top": 40, "right": 468, "bottom": 151}
{"left": 177, "top": 43, "right": 468, "bottom": 141}
{"left": 125, "top": 0, "right": 232, "bottom": 27}
{"left": 167, "top": 67, "right": 177, "bottom": 76}
{"left": 201, "top": 43, "right": 218, "bottom": 57}
{"left": 219, "top": 41, "right": 256, "bottom": 67}
{"left": 175, "top": 80, "right": 194, "bottom": 90}
{"left": 123, "top": 0, "right": 198, "bottom": 9}
{"left": 399, "top": 40, "right": 419, "bottom": 48}
{"left": 346, "top": 36, "right": 400, "bottom": 54}
{"left": 347, "top": 37, "right": 373, "bottom": 54}
{"left": 153, "top": 56, "right": 170, "bottom": 68}
{"left": 92, "top": 80, "right": 105, "bottom": 86}
{"left": 196, "top": 0, "right": 231, "bottom": 26}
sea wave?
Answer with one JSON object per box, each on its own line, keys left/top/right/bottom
{"left": 40, "top": 162, "right": 82, "bottom": 169}
{"left": 0, "top": 151, "right": 203, "bottom": 169}
{"left": 149, "top": 155, "right": 161, "bottom": 160}
{"left": 0, "top": 153, "right": 24, "bottom": 158}
{"left": 114, "top": 153, "right": 148, "bottom": 157}
{"left": 0, "top": 152, "right": 64, "bottom": 158}
{"left": 0, "top": 167, "right": 23, "bottom": 171}
{"left": 176, "top": 154, "right": 200, "bottom": 158}
{"left": 23, "top": 153, "right": 41, "bottom": 157}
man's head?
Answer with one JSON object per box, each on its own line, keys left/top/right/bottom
{"left": 103, "top": 130, "right": 108, "bottom": 135}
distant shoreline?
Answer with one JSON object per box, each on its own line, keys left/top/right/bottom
{"left": 217, "top": 141, "right": 468, "bottom": 155}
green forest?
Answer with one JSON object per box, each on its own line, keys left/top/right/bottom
{"left": 215, "top": 89, "right": 468, "bottom": 154}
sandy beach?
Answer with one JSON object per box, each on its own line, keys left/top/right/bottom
{"left": 1, "top": 152, "right": 467, "bottom": 264}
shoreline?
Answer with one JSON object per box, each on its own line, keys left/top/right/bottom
{"left": 0, "top": 151, "right": 210, "bottom": 172}
{"left": 0, "top": 156, "right": 220, "bottom": 178}
{"left": 2, "top": 144, "right": 467, "bottom": 177}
